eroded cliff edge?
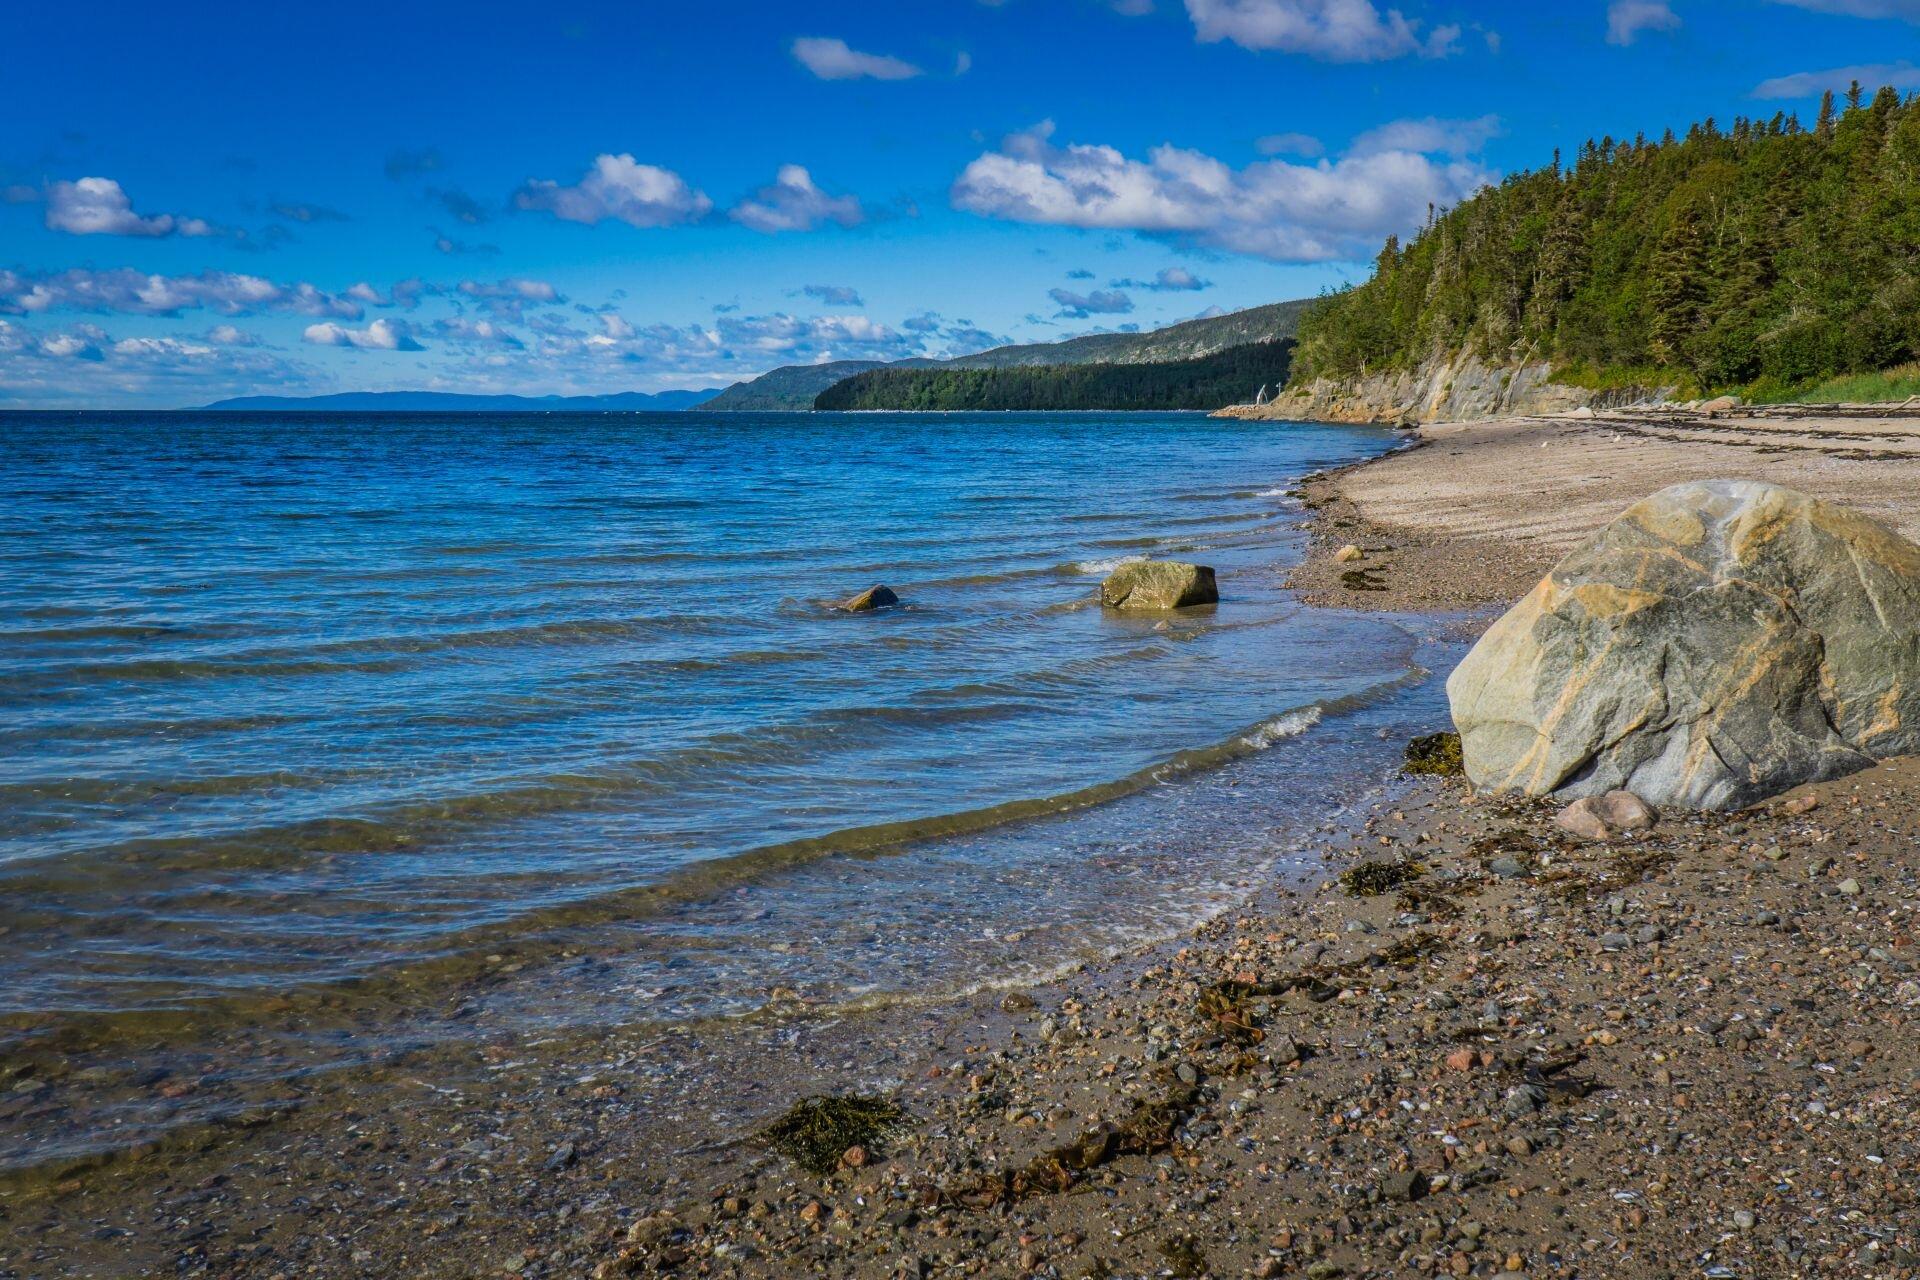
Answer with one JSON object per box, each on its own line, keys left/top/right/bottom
{"left": 1215, "top": 352, "right": 1663, "bottom": 425}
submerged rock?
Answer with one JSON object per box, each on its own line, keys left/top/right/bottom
{"left": 1099, "top": 561, "right": 1218, "bottom": 611}
{"left": 838, "top": 585, "right": 900, "bottom": 613}
{"left": 1448, "top": 480, "right": 1920, "bottom": 810}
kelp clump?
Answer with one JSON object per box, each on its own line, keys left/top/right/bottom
{"left": 760, "top": 1095, "right": 907, "bottom": 1175}
{"left": 1339, "top": 857, "right": 1425, "bottom": 897}
{"left": 1404, "top": 731, "right": 1464, "bottom": 776}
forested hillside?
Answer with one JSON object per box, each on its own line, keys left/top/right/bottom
{"left": 1294, "top": 83, "right": 1920, "bottom": 397}
{"left": 814, "top": 339, "right": 1294, "bottom": 411}
{"left": 708, "top": 300, "right": 1309, "bottom": 409}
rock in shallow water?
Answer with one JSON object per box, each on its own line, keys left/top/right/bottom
{"left": 1449, "top": 480, "right": 1920, "bottom": 810}
{"left": 1099, "top": 560, "right": 1218, "bottom": 610}
{"left": 838, "top": 584, "right": 899, "bottom": 612}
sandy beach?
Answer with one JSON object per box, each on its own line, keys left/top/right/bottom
{"left": 1285, "top": 405, "right": 1920, "bottom": 612}
{"left": 10, "top": 406, "right": 1920, "bottom": 1280}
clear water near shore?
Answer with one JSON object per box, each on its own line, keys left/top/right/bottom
{"left": 0, "top": 408, "right": 1431, "bottom": 1172}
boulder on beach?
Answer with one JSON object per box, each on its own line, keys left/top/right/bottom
{"left": 1448, "top": 479, "right": 1920, "bottom": 810}
{"left": 1099, "top": 560, "right": 1218, "bottom": 611}
{"left": 838, "top": 585, "right": 899, "bottom": 613}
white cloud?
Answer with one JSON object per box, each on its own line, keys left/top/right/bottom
{"left": 1184, "top": 0, "right": 1463, "bottom": 61}
{"left": 1606, "top": 0, "right": 1682, "bottom": 44}
{"left": 1256, "top": 132, "right": 1325, "bottom": 157}
{"left": 802, "top": 284, "right": 864, "bottom": 306}
{"left": 1112, "top": 266, "right": 1213, "bottom": 291}
{"left": 951, "top": 119, "right": 1495, "bottom": 261}
{"left": 302, "top": 318, "right": 425, "bottom": 351}
{"left": 1770, "top": 0, "right": 1920, "bottom": 18}
{"left": 0, "top": 268, "right": 362, "bottom": 318}
{"left": 205, "top": 324, "right": 258, "bottom": 346}
{"left": 1753, "top": 60, "right": 1920, "bottom": 96}
{"left": 43, "top": 177, "right": 216, "bottom": 238}
{"left": 514, "top": 154, "right": 713, "bottom": 228}
{"left": 433, "top": 316, "right": 524, "bottom": 349}
{"left": 730, "top": 165, "right": 864, "bottom": 233}
{"left": 1349, "top": 114, "right": 1501, "bottom": 157}
{"left": 1050, "top": 288, "right": 1135, "bottom": 317}
{"left": 791, "top": 36, "right": 924, "bottom": 80}
{"left": 0, "top": 317, "right": 315, "bottom": 407}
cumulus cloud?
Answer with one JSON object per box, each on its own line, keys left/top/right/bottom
{"left": 43, "top": 177, "right": 216, "bottom": 238}
{"left": 951, "top": 119, "right": 1495, "bottom": 261}
{"left": 1606, "top": 0, "right": 1682, "bottom": 44}
{"left": 1349, "top": 114, "right": 1501, "bottom": 157}
{"left": 801, "top": 283, "right": 864, "bottom": 306}
{"left": 791, "top": 36, "right": 924, "bottom": 80}
{"left": 515, "top": 154, "right": 713, "bottom": 228}
{"left": 1770, "top": 0, "right": 1920, "bottom": 18}
{"left": 302, "top": 317, "right": 425, "bottom": 351}
{"left": 1050, "top": 287, "right": 1135, "bottom": 317}
{"left": 0, "top": 317, "right": 315, "bottom": 407}
{"left": 1256, "top": 131, "right": 1325, "bottom": 157}
{"left": 0, "top": 267, "right": 363, "bottom": 318}
{"left": 1753, "top": 60, "right": 1920, "bottom": 96}
{"left": 1184, "top": 0, "right": 1463, "bottom": 62}
{"left": 730, "top": 165, "right": 864, "bottom": 233}
{"left": 451, "top": 277, "right": 562, "bottom": 322}
{"left": 205, "top": 324, "right": 258, "bottom": 346}
{"left": 433, "top": 316, "right": 524, "bottom": 349}
{"left": 1111, "top": 266, "right": 1212, "bottom": 291}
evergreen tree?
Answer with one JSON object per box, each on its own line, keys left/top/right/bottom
{"left": 1290, "top": 87, "right": 1920, "bottom": 395}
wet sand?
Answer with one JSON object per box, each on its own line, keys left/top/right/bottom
{"left": 11, "top": 405, "right": 1920, "bottom": 1279}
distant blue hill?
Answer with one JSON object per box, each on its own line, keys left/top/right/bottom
{"left": 202, "top": 388, "right": 723, "bottom": 412}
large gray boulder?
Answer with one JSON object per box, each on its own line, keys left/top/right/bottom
{"left": 1099, "top": 560, "right": 1218, "bottom": 610}
{"left": 1448, "top": 480, "right": 1920, "bottom": 810}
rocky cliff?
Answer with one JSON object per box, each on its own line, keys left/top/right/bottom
{"left": 1214, "top": 352, "right": 1666, "bottom": 425}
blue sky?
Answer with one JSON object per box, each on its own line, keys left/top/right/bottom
{"left": 2, "top": 0, "right": 1915, "bottom": 407}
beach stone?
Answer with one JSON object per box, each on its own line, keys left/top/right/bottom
{"left": 1448, "top": 480, "right": 1920, "bottom": 810}
{"left": 1554, "top": 797, "right": 1615, "bottom": 842}
{"left": 1099, "top": 560, "right": 1218, "bottom": 610}
{"left": 1381, "top": 1170, "right": 1429, "bottom": 1203}
{"left": 839, "top": 585, "right": 899, "bottom": 612}
{"left": 1335, "top": 544, "right": 1364, "bottom": 563}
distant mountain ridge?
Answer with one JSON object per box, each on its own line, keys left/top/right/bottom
{"left": 702, "top": 299, "right": 1313, "bottom": 410}
{"left": 203, "top": 389, "right": 723, "bottom": 412}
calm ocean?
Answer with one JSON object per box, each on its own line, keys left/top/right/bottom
{"left": 0, "top": 409, "right": 1453, "bottom": 1172}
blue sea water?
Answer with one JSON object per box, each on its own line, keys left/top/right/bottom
{"left": 0, "top": 409, "right": 1453, "bottom": 1170}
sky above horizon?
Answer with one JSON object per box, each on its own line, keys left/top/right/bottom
{"left": 2, "top": 0, "right": 1916, "bottom": 408}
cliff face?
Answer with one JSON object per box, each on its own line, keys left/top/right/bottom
{"left": 1214, "top": 353, "right": 1664, "bottom": 425}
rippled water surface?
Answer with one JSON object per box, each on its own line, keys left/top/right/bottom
{"left": 0, "top": 409, "right": 1443, "bottom": 1170}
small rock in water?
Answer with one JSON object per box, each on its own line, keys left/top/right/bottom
{"left": 838, "top": 585, "right": 900, "bottom": 613}
{"left": 1099, "top": 560, "right": 1218, "bottom": 611}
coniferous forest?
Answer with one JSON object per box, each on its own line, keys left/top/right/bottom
{"left": 813, "top": 339, "right": 1296, "bottom": 411}
{"left": 1293, "top": 84, "right": 1920, "bottom": 397}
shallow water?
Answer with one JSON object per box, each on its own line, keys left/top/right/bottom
{"left": 0, "top": 408, "right": 1431, "bottom": 1171}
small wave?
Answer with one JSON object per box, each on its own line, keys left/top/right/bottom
{"left": 1072, "top": 554, "right": 1146, "bottom": 576}
{"left": 1240, "top": 706, "right": 1323, "bottom": 749}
